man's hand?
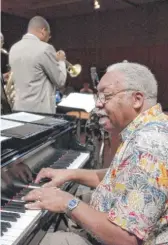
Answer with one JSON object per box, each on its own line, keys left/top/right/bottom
{"left": 35, "top": 168, "right": 75, "bottom": 187}
{"left": 23, "top": 187, "right": 73, "bottom": 212}
{"left": 11, "top": 162, "right": 33, "bottom": 183}
{"left": 3, "top": 72, "right": 10, "bottom": 81}
{"left": 56, "top": 50, "right": 66, "bottom": 61}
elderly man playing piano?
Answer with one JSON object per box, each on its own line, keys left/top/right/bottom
{"left": 24, "top": 62, "right": 168, "bottom": 245}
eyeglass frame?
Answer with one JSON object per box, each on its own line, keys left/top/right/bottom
{"left": 97, "top": 89, "right": 139, "bottom": 105}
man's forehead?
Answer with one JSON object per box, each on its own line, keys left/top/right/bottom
{"left": 97, "top": 71, "right": 124, "bottom": 92}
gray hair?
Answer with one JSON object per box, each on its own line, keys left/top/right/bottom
{"left": 28, "top": 16, "right": 50, "bottom": 33}
{"left": 107, "top": 62, "right": 158, "bottom": 105}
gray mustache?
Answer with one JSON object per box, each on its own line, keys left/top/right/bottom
{"left": 93, "top": 108, "right": 108, "bottom": 117}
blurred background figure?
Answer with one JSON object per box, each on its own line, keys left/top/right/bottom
{"left": 9, "top": 16, "right": 67, "bottom": 114}
{"left": 80, "top": 82, "right": 93, "bottom": 94}
{"left": 1, "top": 32, "right": 10, "bottom": 81}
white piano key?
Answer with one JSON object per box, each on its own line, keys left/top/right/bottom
{"left": 1, "top": 151, "right": 90, "bottom": 245}
{"left": 1, "top": 209, "right": 41, "bottom": 217}
{"left": 0, "top": 240, "right": 13, "bottom": 245}
{"left": 1, "top": 211, "right": 42, "bottom": 245}
{"left": 0, "top": 234, "right": 16, "bottom": 241}
{"left": 68, "top": 152, "right": 90, "bottom": 169}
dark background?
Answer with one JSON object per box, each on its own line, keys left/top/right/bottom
{"left": 1, "top": 1, "right": 168, "bottom": 109}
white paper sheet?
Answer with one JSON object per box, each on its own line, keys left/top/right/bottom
{"left": 58, "top": 93, "right": 96, "bottom": 113}
{"left": 1, "top": 112, "right": 45, "bottom": 123}
{"left": 0, "top": 119, "right": 24, "bottom": 131}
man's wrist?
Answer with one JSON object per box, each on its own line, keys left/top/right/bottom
{"left": 68, "top": 169, "right": 77, "bottom": 182}
{"left": 64, "top": 197, "right": 81, "bottom": 217}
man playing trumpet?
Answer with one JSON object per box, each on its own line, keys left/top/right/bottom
{"left": 9, "top": 16, "right": 67, "bottom": 114}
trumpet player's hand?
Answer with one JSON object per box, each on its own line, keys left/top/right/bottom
{"left": 3, "top": 72, "right": 10, "bottom": 82}
{"left": 56, "top": 50, "right": 66, "bottom": 61}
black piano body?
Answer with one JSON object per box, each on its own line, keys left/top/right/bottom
{"left": 1, "top": 113, "right": 92, "bottom": 245}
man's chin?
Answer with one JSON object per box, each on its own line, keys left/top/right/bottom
{"left": 99, "top": 117, "right": 114, "bottom": 132}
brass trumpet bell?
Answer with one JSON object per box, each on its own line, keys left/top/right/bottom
{"left": 66, "top": 61, "right": 82, "bottom": 77}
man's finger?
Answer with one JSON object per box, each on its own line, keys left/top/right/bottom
{"left": 35, "top": 169, "right": 50, "bottom": 183}
{"left": 25, "top": 201, "right": 43, "bottom": 210}
{"left": 42, "top": 181, "right": 55, "bottom": 187}
{"left": 22, "top": 189, "right": 42, "bottom": 201}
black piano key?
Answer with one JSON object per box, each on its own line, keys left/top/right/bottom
{"left": 8, "top": 201, "right": 25, "bottom": 207}
{"left": 1, "top": 226, "right": 8, "bottom": 232}
{"left": 11, "top": 195, "right": 23, "bottom": 201}
{"left": 1, "top": 213, "right": 18, "bottom": 222}
{"left": 11, "top": 198, "right": 25, "bottom": 203}
{"left": 53, "top": 160, "right": 71, "bottom": 166}
{"left": 1, "top": 231, "right": 3, "bottom": 236}
{"left": 3, "top": 206, "right": 25, "bottom": 213}
{"left": 21, "top": 189, "right": 30, "bottom": 194}
{"left": 1, "top": 221, "right": 11, "bottom": 228}
{"left": 52, "top": 163, "right": 70, "bottom": 169}
{"left": 1, "top": 211, "right": 20, "bottom": 218}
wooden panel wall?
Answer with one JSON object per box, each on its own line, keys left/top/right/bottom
{"left": 50, "top": 2, "right": 168, "bottom": 108}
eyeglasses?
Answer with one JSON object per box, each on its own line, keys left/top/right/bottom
{"left": 97, "top": 89, "right": 136, "bottom": 104}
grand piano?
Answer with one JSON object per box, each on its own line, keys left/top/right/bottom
{"left": 0, "top": 111, "right": 92, "bottom": 245}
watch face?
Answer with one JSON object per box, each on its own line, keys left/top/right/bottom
{"left": 68, "top": 199, "right": 78, "bottom": 210}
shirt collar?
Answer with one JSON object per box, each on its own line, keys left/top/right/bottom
{"left": 25, "top": 33, "right": 40, "bottom": 40}
{"left": 120, "top": 103, "right": 163, "bottom": 142}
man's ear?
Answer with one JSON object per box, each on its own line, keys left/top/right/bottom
{"left": 132, "top": 92, "right": 144, "bottom": 109}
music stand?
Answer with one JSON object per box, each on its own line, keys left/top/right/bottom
{"left": 1, "top": 74, "right": 12, "bottom": 115}
{"left": 57, "top": 93, "right": 95, "bottom": 140}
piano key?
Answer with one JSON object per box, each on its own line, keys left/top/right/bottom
{"left": 1, "top": 226, "right": 8, "bottom": 232}
{"left": 68, "top": 152, "right": 90, "bottom": 169}
{"left": 0, "top": 235, "right": 16, "bottom": 242}
{"left": 1, "top": 213, "right": 17, "bottom": 222}
{"left": 3, "top": 205, "right": 25, "bottom": 213}
{"left": 1, "top": 221, "right": 12, "bottom": 228}
{"left": 10, "top": 198, "right": 25, "bottom": 204}
{"left": 7, "top": 202, "right": 25, "bottom": 207}
{"left": 1, "top": 211, "right": 20, "bottom": 218}
{"left": 1, "top": 210, "right": 42, "bottom": 244}
{"left": 0, "top": 150, "right": 90, "bottom": 245}
{"left": 0, "top": 240, "right": 13, "bottom": 245}
{"left": 1, "top": 209, "right": 40, "bottom": 217}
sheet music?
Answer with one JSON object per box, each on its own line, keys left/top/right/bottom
{"left": 1, "top": 112, "right": 45, "bottom": 123}
{"left": 58, "top": 93, "right": 96, "bottom": 113}
{"left": 1, "top": 119, "right": 24, "bottom": 131}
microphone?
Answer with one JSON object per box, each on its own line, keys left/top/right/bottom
{"left": 90, "top": 67, "right": 99, "bottom": 90}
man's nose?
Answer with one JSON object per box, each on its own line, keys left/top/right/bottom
{"left": 96, "top": 98, "right": 103, "bottom": 108}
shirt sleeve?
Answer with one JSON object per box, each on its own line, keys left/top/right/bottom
{"left": 40, "top": 44, "right": 67, "bottom": 88}
{"left": 108, "top": 127, "right": 168, "bottom": 241}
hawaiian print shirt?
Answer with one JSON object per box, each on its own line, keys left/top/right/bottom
{"left": 90, "top": 104, "right": 168, "bottom": 245}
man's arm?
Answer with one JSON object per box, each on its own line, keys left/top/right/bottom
{"left": 72, "top": 168, "right": 108, "bottom": 188}
{"left": 40, "top": 45, "right": 67, "bottom": 88}
{"left": 35, "top": 168, "right": 108, "bottom": 188}
{"left": 70, "top": 202, "right": 141, "bottom": 245}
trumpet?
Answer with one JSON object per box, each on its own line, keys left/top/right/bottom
{"left": 1, "top": 48, "right": 15, "bottom": 107}
{"left": 66, "top": 60, "right": 82, "bottom": 78}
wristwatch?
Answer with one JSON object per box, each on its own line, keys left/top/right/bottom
{"left": 65, "top": 198, "right": 80, "bottom": 217}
